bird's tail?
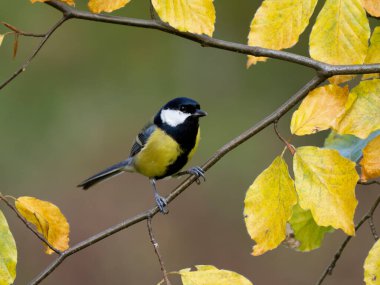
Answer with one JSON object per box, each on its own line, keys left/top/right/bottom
{"left": 78, "top": 158, "right": 134, "bottom": 190}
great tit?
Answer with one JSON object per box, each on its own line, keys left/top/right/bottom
{"left": 78, "top": 97, "right": 207, "bottom": 213}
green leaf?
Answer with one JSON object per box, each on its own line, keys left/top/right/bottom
{"left": 288, "top": 204, "right": 333, "bottom": 252}
{"left": 0, "top": 210, "right": 17, "bottom": 285}
{"left": 324, "top": 130, "right": 380, "bottom": 162}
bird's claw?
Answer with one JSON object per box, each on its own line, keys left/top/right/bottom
{"left": 154, "top": 193, "right": 168, "bottom": 214}
{"left": 188, "top": 166, "right": 206, "bottom": 184}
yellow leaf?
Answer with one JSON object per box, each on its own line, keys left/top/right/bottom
{"left": 309, "top": 0, "right": 370, "bottom": 84}
{"left": 335, "top": 79, "right": 380, "bottom": 139}
{"left": 30, "top": 0, "right": 75, "bottom": 6}
{"left": 360, "top": 135, "right": 380, "bottom": 181}
{"left": 15, "top": 197, "right": 69, "bottom": 254}
{"left": 152, "top": 0, "right": 215, "bottom": 36}
{"left": 291, "top": 84, "right": 348, "bottom": 135}
{"left": 0, "top": 210, "right": 17, "bottom": 285}
{"left": 364, "top": 239, "right": 380, "bottom": 285}
{"left": 244, "top": 156, "right": 297, "bottom": 256}
{"left": 293, "top": 147, "right": 358, "bottom": 235}
{"left": 247, "top": 0, "right": 317, "bottom": 66}
{"left": 178, "top": 265, "right": 253, "bottom": 285}
{"left": 362, "top": 0, "right": 380, "bottom": 17}
{"left": 0, "top": 34, "right": 4, "bottom": 47}
{"left": 363, "top": 27, "right": 380, "bottom": 80}
{"left": 88, "top": 0, "right": 131, "bottom": 13}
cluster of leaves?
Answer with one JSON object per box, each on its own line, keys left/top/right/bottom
{"left": 0, "top": 196, "right": 69, "bottom": 284}
{"left": 1, "top": 0, "right": 380, "bottom": 284}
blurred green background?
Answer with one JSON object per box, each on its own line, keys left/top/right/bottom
{"left": 1, "top": 1, "right": 379, "bottom": 284}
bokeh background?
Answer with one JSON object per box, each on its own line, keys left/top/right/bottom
{"left": 1, "top": 1, "right": 379, "bottom": 284}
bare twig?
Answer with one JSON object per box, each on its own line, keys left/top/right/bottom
{"left": 358, "top": 180, "right": 380, "bottom": 186}
{"left": 0, "top": 195, "right": 61, "bottom": 254}
{"left": 147, "top": 217, "right": 172, "bottom": 285}
{"left": 0, "top": 15, "right": 70, "bottom": 91}
{"left": 0, "top": 21, "right": 46, "bottom": 37}
{"left": 316, "top": 195, "right": 380, "bottom": 285}
{"left": 368, "top": 216, "right": 379, "bottom": 241}
{"left": 273, "top": 120, "right": 295, "bottom": 155}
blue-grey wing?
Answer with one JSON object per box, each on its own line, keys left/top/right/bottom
{"left": 129, "top": 123, "right": 156, "bottom": 157}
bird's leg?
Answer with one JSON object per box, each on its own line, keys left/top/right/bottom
{"left": 173, "top": 166, "right": 206, "bottom": 184}
{"left": 150, "top": 179, "right": 168, "bottom": 214}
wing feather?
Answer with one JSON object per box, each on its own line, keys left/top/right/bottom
{"left": 129, "top": 123, "right": 156, "bottom": 157}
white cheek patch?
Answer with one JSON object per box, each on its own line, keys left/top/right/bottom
{"left": 160, "top": 109, "right": 191, "bottom": 127}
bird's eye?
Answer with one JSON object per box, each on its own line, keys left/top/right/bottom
{"left": 180, "top": 105, "right": 186, "bottom": 112}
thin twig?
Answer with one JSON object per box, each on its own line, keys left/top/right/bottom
{"left": 273, "top": 120, "right": 295, "bottom": 155}
{"left": 0, "top": 21, "right": 46, "bottom": 37}
{"left": 0, "top": 15, "right": 70, "bottom": 91}
{"left": 147, "top": 217, "right": 172, "bottom": 285}
{"left": 358, "top": 180, "right": 380, "bottom": 186}
{"left": 0, "top": 195, "right": 61, "bottom": 254}
{"left": 368, "top": 216, "right": 379, "bottom": 241}
{"left": 316, "top": 195, "right": 380, "bottom": 285}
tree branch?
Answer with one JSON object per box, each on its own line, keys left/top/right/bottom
{"left": 0, "top": 195, "right": 61, "bottom": 254}
{"left": 28, "top": 74, "right": 326, "bottom": 285}
{"left": 316, "top": 195, "right": 380, "bottom": 285}
{"left": 147, "top": 217, "right": 172, "bottom": 285}
{"left": 2, "top": 0, "right": 380, "bottom": 91}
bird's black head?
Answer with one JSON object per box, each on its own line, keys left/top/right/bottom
{"left": 154, "top": 97, "right": 207, "bottom": 128}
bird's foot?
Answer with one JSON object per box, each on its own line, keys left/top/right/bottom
{"left": 187, "top": 166, "right": 206, "bottom": 184}
{"left": 154, "top": 193, "right": 169, "bottom": 214}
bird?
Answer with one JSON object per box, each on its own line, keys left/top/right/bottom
{"left": 78, "top": 97, "right": 207, "bottom": 213}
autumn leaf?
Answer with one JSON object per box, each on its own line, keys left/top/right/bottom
{"left": 309, "top": 0, "right": 370, "bottom": 84}
{"left": 176, "top": 265, "right": 253, "bottom": 285}
{"left": 324, "top": 130, "right": 380, "bottom": 162}
{"left": 152, "top": 0, "right": 215, "bottom": 36}
{"left": 360, "top": 135, "right": 380, "bottom": 181}
{"left": 335, "top": 79, "right": 380, "bottom": 139}
{"left": 288, "top": 204, "right": 333, "bottom": 252}
{"left": 244, "top": 156, "right": 297, "bottom": 256}
{"left": 364, "top": 239, "right": 380, "bottom": 285}
{"left": 30, "top": 0, "right": 75, "bottom": 6}
{"left": 293, "top": 146, "right": 358, "bottom": 235}
{"left": 0, "top": 210, "right": 17, "bottom": 285}
{"left": 88, "top": 0, "right": 131, "bottom": 13}
{"left": 15, "top": 197, "right": 69, "bottom": 254}
{"left": 290, "top": 85, "right": 348, "bottom": 135}
{"left": 247, "top": 0, "right": 317, "bottom": 66}
{"left": 362, "top": 0, "right": 380, "bottom": 17}
{"left": 363, "top": 27, "right": 380, "bottom": 80}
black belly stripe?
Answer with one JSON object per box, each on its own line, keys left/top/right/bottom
{"left": 153, "top": 117, "right": 199, "bottom": 179}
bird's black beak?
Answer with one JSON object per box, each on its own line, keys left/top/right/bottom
{"left": 192, "top": 109, "right": 207, "bottom": 117}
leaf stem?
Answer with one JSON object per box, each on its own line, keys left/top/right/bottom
{"left": 0, "top": 195, "right": 61, "bottom": 254}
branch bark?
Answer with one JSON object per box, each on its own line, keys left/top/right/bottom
{"left": 316, "top": 195, "right": 380, "bottom": 285}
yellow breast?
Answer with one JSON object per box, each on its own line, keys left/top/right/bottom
{"left": 133, "top": 128, "right": 182, "bottom": 178}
